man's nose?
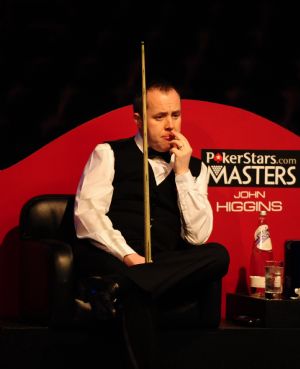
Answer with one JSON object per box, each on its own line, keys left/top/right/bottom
{"left": 165, "top": 116, "right": 174, "bottom": 130}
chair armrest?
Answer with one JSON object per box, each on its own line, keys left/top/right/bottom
{"left": 20, "top": 238, "right": 74, "bottom": 326}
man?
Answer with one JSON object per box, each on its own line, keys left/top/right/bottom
{"left": 74, "top": 81, "right": 229, "bottom": 369}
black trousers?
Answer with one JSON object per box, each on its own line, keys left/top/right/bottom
{"left": 74, "top": 241, "right": 230, "bottom": 369}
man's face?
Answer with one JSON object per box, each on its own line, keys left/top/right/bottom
{"left": 135, "top": 88, "right": 181, "bottom": 152}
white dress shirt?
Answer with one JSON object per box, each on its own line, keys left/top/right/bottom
{"left": 74, "top": 133, "right": 213, "bottom": 261}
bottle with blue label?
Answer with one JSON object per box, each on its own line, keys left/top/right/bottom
{"left": 249, "top": 210, "right": 274, "bottom": 297}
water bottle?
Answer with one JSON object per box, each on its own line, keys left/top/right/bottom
{"left": 249, "top": 210, "right": 273, "bottom": 297}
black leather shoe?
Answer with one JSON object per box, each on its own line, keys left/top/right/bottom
{"left": 84, "top": 276, "right": 120, "bottom": 320}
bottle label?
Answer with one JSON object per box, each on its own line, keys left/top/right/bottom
{"left": 250, "top": 275, "right": 265, "bottom": 288}
{"left": 254, "top": 225, "right": 272, "bottom": 251}
{"left": 274, "top": 275, "right": 282, "bottom": 288}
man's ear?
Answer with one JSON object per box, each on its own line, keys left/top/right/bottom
{"left": 134, "top": 113, "right": 143, "bottom": 129}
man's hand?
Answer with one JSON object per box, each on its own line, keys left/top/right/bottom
{"left": 123, "top": 253, "right": 146, "bottom": 266}
{"left": 169, "top": 131, "right": 192, "bottom": 175}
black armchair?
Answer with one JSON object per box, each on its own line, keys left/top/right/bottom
{"left": 19, "top": 194, "right": 78, "bottom": 326}
{"left": 19, "top": 194, "right": 223, "bottom": 329}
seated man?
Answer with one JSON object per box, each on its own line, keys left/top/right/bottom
{"left": 74, "top": 80, "right": 230, "bottom": 369}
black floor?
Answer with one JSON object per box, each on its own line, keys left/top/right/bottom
{"left": 1, "top": 319, "right": 299, "bottom": 369}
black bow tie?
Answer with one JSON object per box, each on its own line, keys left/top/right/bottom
{"left": 147, "top": 148, "right": 171, "bottom": 163}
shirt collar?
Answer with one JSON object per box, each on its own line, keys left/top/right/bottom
{"left": 134, "top": 132, "right": 144, "bottom": 152}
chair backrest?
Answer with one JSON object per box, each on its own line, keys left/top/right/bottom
{"left": 19, "top": 194, "right": 76, "bottom": 242}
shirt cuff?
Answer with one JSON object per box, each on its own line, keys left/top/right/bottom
{"left": 117, "top": 244, "right": 137, "bottom": 261}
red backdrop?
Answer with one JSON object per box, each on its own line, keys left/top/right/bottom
{"left": 1, "top": 100, "right": 299, "bottom": 318}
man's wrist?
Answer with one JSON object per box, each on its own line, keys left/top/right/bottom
{"left": 123, "top": 253, "right": 145, "bottom": 266}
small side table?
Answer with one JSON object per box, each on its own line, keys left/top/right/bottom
{"left": 226, "top": 293, "right": 300, "bottom": 328}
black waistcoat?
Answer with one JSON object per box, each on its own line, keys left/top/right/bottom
{"left": 107, "top": 137, "right": 202, "bottom": 256}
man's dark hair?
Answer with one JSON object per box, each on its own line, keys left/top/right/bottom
{"left": 133, "top": 80, "right": 181, "bottom": 116}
